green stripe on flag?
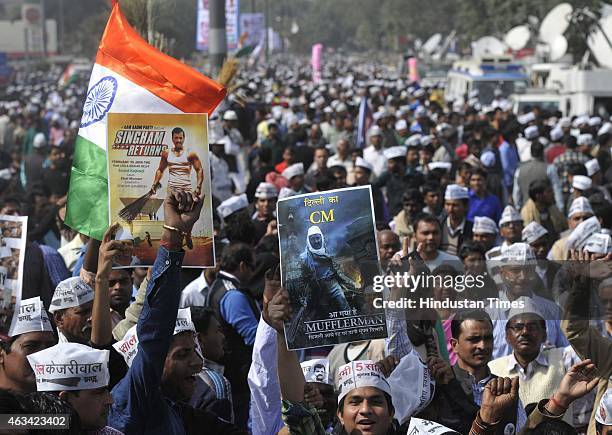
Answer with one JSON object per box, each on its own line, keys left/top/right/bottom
{"left": 64, "top": 135, "right": 109, "bottom": 241}
{"left": 234, "top": 44, "right": 256, "bottom": 58}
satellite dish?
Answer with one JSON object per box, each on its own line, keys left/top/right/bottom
{"left": 549, "top": 35, "right": 568, "bottom": 61}
{"left": 539, "top": 3, "right": 573, "bottom": 44}
{"left": 422, "top": 33, "right": 442, "bottom": 54}
{"left": 588, "top": 14, "right": 612, "bottom": 69}
{"left": 504, "top": 25, "right": 531, "bottom": 50}
{"left": 472, "top": 36, "right": 506, "bottom": 57}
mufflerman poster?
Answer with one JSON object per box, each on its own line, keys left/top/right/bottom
{"left": 277, "top": 186, "right": 386, "bottom": 350}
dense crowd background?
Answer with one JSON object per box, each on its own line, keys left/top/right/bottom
{"left": 0, "top": 57, "right": 610, "bottom": 435}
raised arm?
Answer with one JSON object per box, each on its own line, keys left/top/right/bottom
{"left": 266, "top": 287, "right": 304, "bottom": 402}
{"left": 519, "top": 359, "right": 599, "bottom": 433}
{"left": 91, "top": 222, "right": 127, "bottom": 347}
{"left": 109, "top": 189, "right": 203, "bottom": 429}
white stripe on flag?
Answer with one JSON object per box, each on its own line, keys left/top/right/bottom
{"left": 78, "top": 64, "right": 181, "bottom": 150}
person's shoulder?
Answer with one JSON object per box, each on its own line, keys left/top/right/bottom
{"left": 221, "top": 288, "right": 250, "bottom": 304}
{"left": 437, "top": 250, "right": 460, "bottom": 262}
{"left": 488, "top": 353, "right": 512, "bottom": 370}
{"left": 182, "top": 275, "right": 205, "bottom": 295}
{"left": 542, "top": 346, "right": 564, "bottom": 358}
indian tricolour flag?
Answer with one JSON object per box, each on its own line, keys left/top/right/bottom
{"left": 58, "top": 63, "right": 76, "bottom": 87}
{"left": 65, "top": 0, "right": 226, "bottom": 240}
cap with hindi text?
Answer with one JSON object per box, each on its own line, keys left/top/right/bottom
{"left": 444, "top": 184, "right": 469, "bottom": 201}
{"left": 499, "top": 205, "right": 522, "bottom": 226}
{"left": 255, "top": 182, "right": 278, "bottom": 199}
{"left": 337, "top": 360, "right": 392, "bottom": 404}
{"left": 522, "top": 222, "right": 548, "bottom": 244}
{"left": 572, "top": 175, "right": 592, "bottom": 191}
{"left": 383, "top": 146, "right": 407, "bottom": 160}
{"left": 27, "top": 343, "right": 110, "bottom": 392}
{"left": 566, "top": 216, "right": 601, "bottom": 251}
{"left": 473, "top": 216, "right": 497, "bottom": 235}
{"left": 49, "top": 277, "right": 94, "bottom": 313}
{"left": 8, "top": 296, "right": 53, "bottom": 337}
{"left": 568, "top": 197, "right": 593, "bottom": 218}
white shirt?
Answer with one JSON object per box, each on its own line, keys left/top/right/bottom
{"left": 363, "top": 145, "right": 387, "bottom": 177}
{"left": 180, "top": 272, "right": 209, "bottom": 308}
{"left": 248, "top": 318, "right": 284, "bottom": 435}
{"left": 424, "top": 250, "right": 463, "bottom": 272}
{"left": 507, "top": 349, "right": 552, "bottom": 381}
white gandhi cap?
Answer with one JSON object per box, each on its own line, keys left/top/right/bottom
{"left": 281, "top": 163, "right": 305, "bottom": 180}
{"left": 216, "top": 194, "right": 248, "bottom": 219}
{"left": 8, "top": 296, "right": 53, "bottom": 337}
{"left": 337, "top": 360, "right": 392, "bottom": 404}
{"left": 49, "top": 277, "right": 94, "bottom": 313}
{"left": 27, "top": 343, "right": 110, "bottom": 392}
{"left": 473, "top": 216, "right": 497, "bottom": 234}
{"left": 522, "top": 221, "right": 548, "bottom": 244}
{"left": 444, "top": 184, "right": 469, "bottom": 201}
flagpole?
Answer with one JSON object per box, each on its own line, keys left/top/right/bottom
{"left": 146, "top": 0, "right": 154, "bottom": 44}
{"left": 209, "top": 0, "right": 227, "bottom": 76}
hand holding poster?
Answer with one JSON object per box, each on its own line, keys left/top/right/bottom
{"left": 277, "top": 186, "right": 386, "bottom": 350}
{"left": 107, "top": 113, "right": 214, "bottom": 267}
{"left": 0, "top": 215, "right": 27, "bottom": 339}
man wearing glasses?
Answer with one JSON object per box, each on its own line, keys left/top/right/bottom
{"left": 486, "top": 243, "right": 568, "bottom": 359}
{"left": 489, "top": 299, "right": 575, "bottom": 426}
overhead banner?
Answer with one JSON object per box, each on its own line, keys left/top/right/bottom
{"left": 196, "top": 0, "right": 240, "bottom": 52}
{"left": 311, "top": 43, "right": 323, "bottom": 83}
{"left": 239, "top": 13, "right": 265, "bottom": 47}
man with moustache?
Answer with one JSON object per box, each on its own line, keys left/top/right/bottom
{"left": 448, "top": 309, "right": 520, "bottom": 435}
{"left": 440, "top": 184, "right": 473, "bottom": 257}
{"left": 377, "top": 230, "right": 400, "bottom": 272}
{"left": 489, "top": 301, "right": 575, "bottom": 426}
{"left": 486, "top": 243, "right": 567, "bottom": 359}
{"left": 522, "top": 222, "right": 560, "bottom": 292}
{"left": 251, "top": 182, "right": 278, "bottom": 242}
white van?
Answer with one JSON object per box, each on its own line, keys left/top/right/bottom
{"left": 446, "top": 56, "right": 529, "bottom": 105}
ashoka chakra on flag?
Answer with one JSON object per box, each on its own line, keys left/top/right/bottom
{"left": 80, "top": 76, "right": 118, "bottom": 128}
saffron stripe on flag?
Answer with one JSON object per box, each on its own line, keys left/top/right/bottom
{"left": 65, "top": 1, "right": 225, "bottom": 241}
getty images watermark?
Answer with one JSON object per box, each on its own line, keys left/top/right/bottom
{"left": 370, "top": 271, "right": 527, "bottom": 310}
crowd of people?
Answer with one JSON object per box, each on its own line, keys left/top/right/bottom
{"left": 0, "top": 56, "right": 611, "bottom": 435}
